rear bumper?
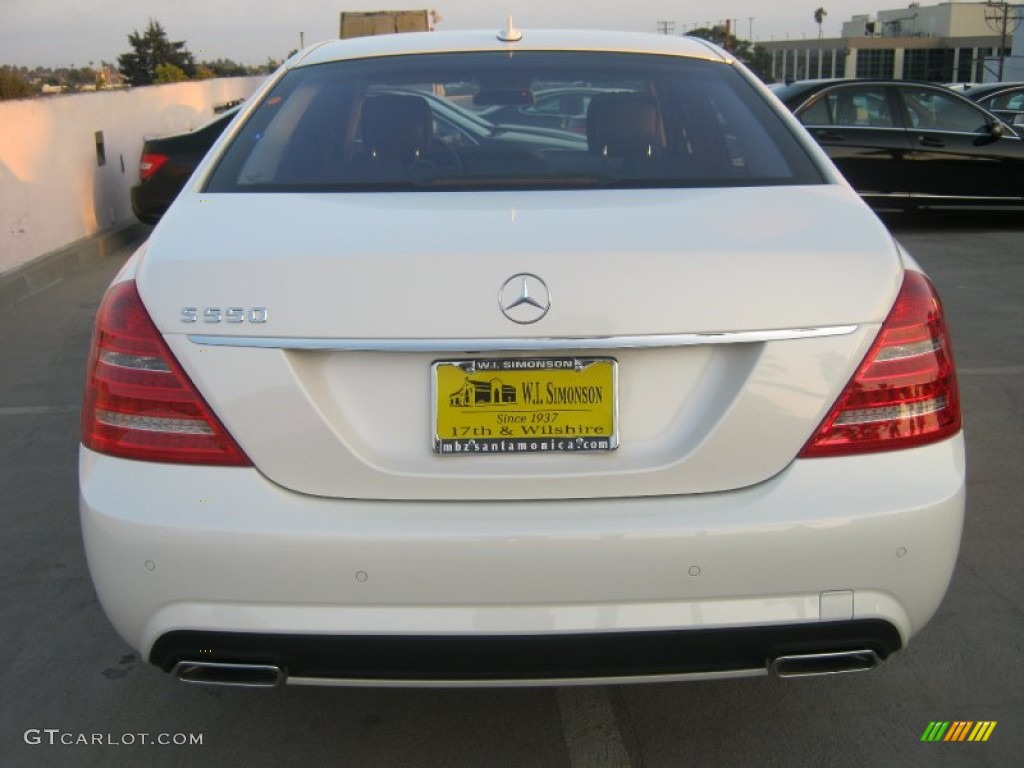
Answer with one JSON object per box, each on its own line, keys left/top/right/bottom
{"left": 154, "top": 622, "right": 901, "bottom": 686}
{"left": 79, "top": 434, "right": 965, "bottom": 685}
{"left": 129, "top": 184, "right": 169, "bottom": 225}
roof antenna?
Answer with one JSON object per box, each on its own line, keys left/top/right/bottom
{"left": 498, "top": 14, "right": 522, "bottom": 42}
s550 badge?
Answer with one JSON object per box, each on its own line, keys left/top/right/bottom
{"left": 181, "top": 307, "right": 268, "bottom": 324}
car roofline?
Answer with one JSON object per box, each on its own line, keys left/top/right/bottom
{"left": 965, "top": 82, "right": 1024, "bottom": 96}
{"left": 289, "top": 29, "right": 729, "bottom": 69}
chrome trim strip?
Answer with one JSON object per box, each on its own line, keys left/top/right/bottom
{"left": 803, "top": 124, "right": 900, "bottom": 131}
{"left": 288, "top": 667, "right": 767, "bottom": 688}
{"left": 862, "top": 192, "right": 1022, "bottom": 202}
{"left": 911, "top": 127, "right": 1021, "bottom": 140}
{"left": 804, "top": 124, "right": 1021, "bottom": 140}
{"left": 187, "top": 326, "right": 858, "bottom": 352}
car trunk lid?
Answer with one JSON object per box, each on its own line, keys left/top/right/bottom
{"left": 139, "top": 185, "right": 900, "bottom": 500}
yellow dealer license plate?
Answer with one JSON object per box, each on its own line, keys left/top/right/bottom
{"left": 433, "top": 357, "right": 618, "bottom": 455}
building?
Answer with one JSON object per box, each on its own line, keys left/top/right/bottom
{"left": 758, "top": 1, "right": 1023, "bottom": 83}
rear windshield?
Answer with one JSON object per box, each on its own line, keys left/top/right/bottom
{"left": 206, "top": 51, "right": 822, "bottom": 192}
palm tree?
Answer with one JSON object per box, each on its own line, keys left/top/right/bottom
{"left": 814, "top": 7, "right": 828, "bottom": 40}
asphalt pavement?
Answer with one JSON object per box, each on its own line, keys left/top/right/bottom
{"left": 0, "top": 211, "right": 1021, "bottom": 767}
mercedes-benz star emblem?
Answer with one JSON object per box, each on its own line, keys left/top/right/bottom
{"left": 499, "top": 273, "right": 551, "bottom": 324}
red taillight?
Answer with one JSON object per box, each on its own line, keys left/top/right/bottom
{"left": 800, "top": 271, "right": 961, "bottom": 458}
{"left": 82, "top": 280, "right": 251, "bottom": 466}
{"left": 139, "top": 152, "right": 169, "bottom": 181}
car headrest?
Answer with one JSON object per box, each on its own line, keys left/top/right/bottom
{"left": 587, "top": 93, "right": 665, "bottom": 159}
{"left": 361, "top": 94, "right": 433, "bottom": 161}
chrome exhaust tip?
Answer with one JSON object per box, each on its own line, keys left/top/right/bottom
{"left": 771, "top": 649, "right": 880, "bottom": 678}
{"left": 172, "top": 661, "right": 285, "bottom": 688}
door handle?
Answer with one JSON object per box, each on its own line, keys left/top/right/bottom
{"left": 917, "top": 135, "right": 945, "bottom": 148}
{"left": 815, "top": 130, "right": 844, "bottom": 141}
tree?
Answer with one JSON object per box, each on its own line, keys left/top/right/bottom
{"left": 62, "top": 66, "right": 98, "bottom": 91}
{"left": 0, "top": 66, "right": 33, "bottom": 99}
{"left": 687, "top": 27, "right": 773, "bottom": 82}
{"left": 199, "top": 58, "right": 249, "bottom": 78}
{"left": 118, "top": 20, "right": 195, "bottom": 86}
{"left": 814, "top": 7, "right": 828, "bottom": 40}
{"left": 154, "top": 63, "right": 188, "bottom": 83}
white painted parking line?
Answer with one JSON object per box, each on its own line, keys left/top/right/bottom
{"left": 557, "top": 687, "right": 633, "bottom": 768}
{"left": 0, "top": 405, "right": 80, "bottom": 417}
{"left": 958, "top": 366, "right": 1024, "bottom": 376}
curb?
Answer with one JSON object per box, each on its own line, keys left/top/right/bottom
{"left": 0, "top": 223, "right": 151, "bottom": 307}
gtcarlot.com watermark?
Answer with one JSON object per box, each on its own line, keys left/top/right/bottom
{"left": 24, "top": 729, "right": 202, "bottom": 747}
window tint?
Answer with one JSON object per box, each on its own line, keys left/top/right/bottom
{"left": 529, "top": 94, "right": 576, "bottom": 115}
{"left": 900, "top": 87, "right": 990, "bottom": 133}
{"left": 797, "top": 96, "right": 832, "bottom": 126}
{"left": 986, "top": 90, "right": 1024, "bottom": 111}
{"left": 206, "top": 52, "right": 822, "bottom": 192}
{"left": 798, "top": 85, "right": 894, "bottom": 128}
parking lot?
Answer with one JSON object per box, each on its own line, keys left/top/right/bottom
{"left": 0, "top": 210, "right": 1021, "bottom": 767}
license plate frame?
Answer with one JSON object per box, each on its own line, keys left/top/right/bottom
{"left": 432, "top": 357, "right": 619, "bottom": 456}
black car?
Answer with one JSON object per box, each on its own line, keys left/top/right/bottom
{"left": 775, "top": 79, "right": 1024, "bottom": 208}
{"left": 130, "top": 105, "right": 240, "bottom": 224}
{"left": 963, "top": 82, "right": 1024, "bottom": 131}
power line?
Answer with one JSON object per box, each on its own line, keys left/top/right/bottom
{"left": 985, "top": 2, "right": 1023, "bottom": 80}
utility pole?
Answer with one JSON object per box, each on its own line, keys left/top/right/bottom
{"left": 984, "top": 2, "right": 1022, "bottom": 80}
{"left": 656, "top": 20, "right": 675, "bottom": 35}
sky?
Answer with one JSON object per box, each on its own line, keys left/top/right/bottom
{"left": 1, "top": 0, "right": 889, "bottom": 68}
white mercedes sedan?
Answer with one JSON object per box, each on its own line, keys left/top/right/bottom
{"left": 80, "top": 27, "right": 964, "bottom": 687}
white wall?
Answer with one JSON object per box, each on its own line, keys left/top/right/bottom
{"left": 0, "top": 76, "right": 265, "bottom": 277}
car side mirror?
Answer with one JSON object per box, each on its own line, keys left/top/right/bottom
{"left": 989, "top": 121, "right": 1005, "bottom": 139}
